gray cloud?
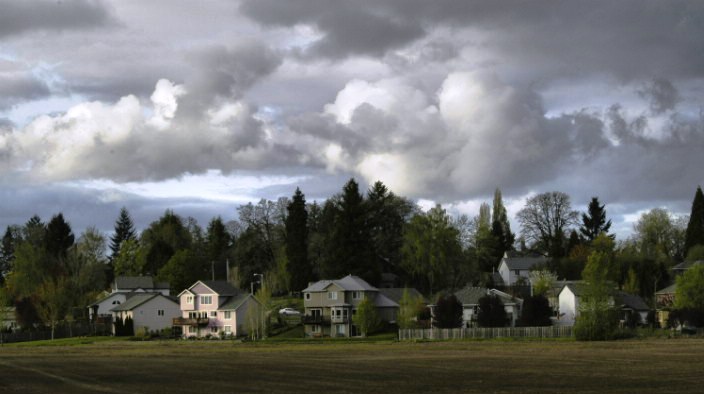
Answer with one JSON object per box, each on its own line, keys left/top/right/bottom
{"left": 0, "top": 0, "right": 115, "bottom": 38}
{"left": 638, "top": 78, "right": 681, "bottom": 115}
{"left": 0, "top": 63, "right": 51, "bottom": 109}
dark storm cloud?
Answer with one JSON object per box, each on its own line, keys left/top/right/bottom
{"left": 241, "top": 0, "right": 704, "bottom": 81}
{"left": 638, "top": 78, "right": 681, "bottom": 115}
{"left": 0, "top": 0, "right": 115, "bottom": 38}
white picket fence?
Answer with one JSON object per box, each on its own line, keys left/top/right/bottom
{"left": 398, "top": 326, "right": 573, "bottom": 340}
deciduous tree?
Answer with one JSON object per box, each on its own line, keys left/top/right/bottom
{"left": 517, "top": 191, "right": 579, "bottom": 257}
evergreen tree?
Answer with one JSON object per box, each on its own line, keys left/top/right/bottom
{"left": 0, "top": 226, "right": 20, "bottom": 286}
{"left": 205, "top": 217, "right": 231, "bottom": 280}
{"left": 285, "top": 188, "right": 311, "bottom": 292}
{"left": 367, "top": 181, "right": 412, "bottom": 276}
{"left": 685, "top": 186, "right": 704, "bottom": 255}
{"left": 44, "top": 213, "right": 75, "bottom": 275}
{"left": 477, "top": 294, "right": 508, "bottom": 327}
{"left": 326, "top": 179, "right": 377, "bottom": 284}
{"left": 432, "top": 294, "right": 463, "bottom": 328}
{"left": 519, "top": 295, "right": 553, "bottom": 327}
{"left": 110, "top": 207, "right": 137, "bottom": 261}
{"left": 491, "top": 188, "right": 515, "bottom": 253}
{"left": 580, "top": 197, "right": 612, "bottom": 242}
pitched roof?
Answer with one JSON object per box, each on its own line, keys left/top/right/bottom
{"left": 672, "top": 260, "right": 704, "bottom": 271}
{"left": 219, "top": 294, "right": 258, "bottom": 310}
{"left": 378, "top": 288, "right": 427, "bottom": 304}
{"left": 656, "top": 283, "right": 677, "bottom": 295}
{"left": 502, "top": 255, "right": 548, "bottom": 271}
{"left": 615, "top": 291, "right": 650, "bottom": 311}
{"left": 453, "top": 286, "right": 518, "bottom": 305}
{"left": 198, "top": 281, "right": 240, "bottom": 296}
{"left": 110, "top": 293, "right": 160, "bottom": 312}
{"left": 374, "top": 293, "right": 399, "bottom": 308}
{"left": 303, "top": 275, "right": 377, "bottom": 292}
{"left": 114, "top": 276, "right": 155, "bottom": 290}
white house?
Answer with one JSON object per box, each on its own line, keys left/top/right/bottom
{"left": 175, "top": 280, "right": 260, "bottom": 338}
{"left": 453, "top": 286, "right": 523, "bottom": 327}
{"left": 558, "top": 283, "right": 650, "bottom": 326}
{"left": 110, "top": 293, "right": 180, "bottom": 334}
{"left": 497, "top": 252, "right": 548, "bottom": 287}
{"left": 89, "top": 276, "right": 171, "bottom": 320}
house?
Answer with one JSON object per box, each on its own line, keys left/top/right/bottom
{"left": 110, "top": 293, "right": 180, "bottom": 334}
{"left": 0, "top": 306, "right": 18, "bottom": 332}
{"left": 671, "top": 260, "right": 704, "bottom": 278}
{"left": 655, "top": 284, "right": 677, "bottom": 327}
{"left": 497, "top": 252, "right": 548, "bottom": 287}
{"left": 175, "top": 280, "right": 260, "bottom": 338}
{"left": 302, "top": 275, "right": 405, "bottom": 338}
{"left": 558, "top": 284, "right": 650, "bottom": 326}
{"left": 453, "top": 286, "right": 523, "bottom": 327}
{"left": 88, "top": 276, "right": 170, "bottom": 321}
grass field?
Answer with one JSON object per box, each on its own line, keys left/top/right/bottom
{"left": 0, "top": 337, "right": 702, "bottom": 393}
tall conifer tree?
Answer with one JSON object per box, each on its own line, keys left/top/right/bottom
{"left": 110, "top": 207, "right": 137, "bottom": 261}
{"left": 579, "top": 197, "right": 612, "bottom": 242}
{"left": 286, "top": 188, "right": 311, "bottom": 291}
{"left": 685, "top": 186, "right": 704, "bottom": 256}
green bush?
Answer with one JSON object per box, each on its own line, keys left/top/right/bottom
{"left": 574, "top": 308, "right": 620, "bottom": 341}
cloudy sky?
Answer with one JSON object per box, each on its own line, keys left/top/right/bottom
{"left": 0, "top": 0, "right": 703, "bottom": 239}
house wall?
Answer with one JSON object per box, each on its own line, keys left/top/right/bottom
{"left": 179, "top": 291, "right": 195, "bottom": 311}
{"left": 558, "top": 288, "right": 578, "bottom": 326}
{"left": 132, "top": 297, "right": 180, "bottom": 333}
{"left": 499, "top": 261, "right": 511, "bottom": 286}
{"left": 93, "top": 293, "right": 127, "bottom": 318}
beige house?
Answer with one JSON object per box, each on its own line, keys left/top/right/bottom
{"left": 110, "top": 293, "right": 180, "bottom": 334}
{"left": 302, "top": 275, "right": 402, "bottom": 338}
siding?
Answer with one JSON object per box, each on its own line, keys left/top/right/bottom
{"left": 132, "top": 296, "right": 181, "bottom": 333}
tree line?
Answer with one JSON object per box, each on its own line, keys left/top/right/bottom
{"left": 1, "top": 179, "right": 703, "bottom": 332}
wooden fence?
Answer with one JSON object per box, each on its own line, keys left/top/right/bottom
{"left": 398, "top": 326, "right": 573, "bottom": 340}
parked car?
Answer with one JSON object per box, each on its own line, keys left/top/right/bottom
{"left": 279, "top": 308, "right": 301, "bottom": 316}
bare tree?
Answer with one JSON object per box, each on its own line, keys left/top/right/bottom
{"left": 517, "top": 192, "right": 579, "bottom": 256}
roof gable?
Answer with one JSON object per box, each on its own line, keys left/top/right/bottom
{"left": 502, "top": 256, "right": 548, "bottom": 271}
{"left": 303, "top": 275, "right": 378, "bottom": 292}
{"left": 186, "top": 281, "right": 240, "bottom": 296}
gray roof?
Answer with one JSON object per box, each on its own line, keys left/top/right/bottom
{"left": 672, "top": 260, "right": 704, "bottom": 271}
{"left": 219, "top": 294, "right": 258, "bottom": 310}
{"left": 114, "top": 276, "right": 155, "bottom": 290}
{"left": 303, "top": 275, "right": 377, "bottom": 292}
{"left": 199, "top": 281, "right": 240, "bottom": 296}
{"left": 110, "top": 293, "right": 159, "bottom": 312}
{"left": 378, "top": 288, "right": 427, "bottom": 304}
{"left": 454, "top": 286, "right": 518, "bottom": 305}
{"left": 502, "top": 256, "right": 548, "bottom": 271}
{"left": 615, "top": 291, "right": 650, "bottom": 311}
{"left": 374, "top": 293, "right": 399, "bottom": 308}
{"left": 656, "top": 283, "right": 677, "bottom": 295}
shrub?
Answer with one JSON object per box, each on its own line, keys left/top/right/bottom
{"left": 573, "top": 308, "right": 620, "bottom": 341}
{"left": 519, "top": 295, "right": 553, "bottom": 327}
{"left": 433, "top": 294, "right": 463, "bottom": 328}
{"left": 477, "top": 295, "right": 508, "bottom": 328}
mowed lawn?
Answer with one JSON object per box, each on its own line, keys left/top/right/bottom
{"left": 0, "top": 338, "right": 702, "bottom": 393}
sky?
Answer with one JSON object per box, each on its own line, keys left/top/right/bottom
{"left": 0, "top": 0, "right": 703, "bottom": 239}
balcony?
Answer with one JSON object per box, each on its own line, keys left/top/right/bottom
{"left": 302, "top": 315, "right": 330, "bottom": 325}
{"left": 331, "top": 316, "right": 349, "bottom": 324}
{"left": 173, "top": 317, "right": 209, "bottom": 326}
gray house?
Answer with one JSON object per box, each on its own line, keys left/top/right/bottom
{"left": 302, "top": 275, "right": 406, "bottom": 338}
{"left": 454, "top": 286, "right": 523, "bottom": 327}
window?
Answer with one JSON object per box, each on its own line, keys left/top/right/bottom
{"left": 211, "top": 326, "right": 218, "bottom": 333}
{"left": 157, "top": 310, "right": 164, "bottom": 316}
{"left": 199, "top": 311, "right": 207, "bottom": 319}
{"left": 210, "top": 311, "right": 217, "bottom": 318}
{"left": 224, "top": 326, "right": 231, "bottom": 333}
{"left": 112, "top": 300, "right": 121, "bottom": 305}
{"left": 352, "top": 291, "right": 362, "bottom": 300}
{"left": 186, "top": 296, "right": 193, "bottom": 303}
{"left": 189, "top": 312, "right": 197, "bottom": 319}
{"left": 305, "top": 293, "right": 311, "bottom": 300}
{"left": 311, "top": 325, "right": 320, "bottom": 333}
{"left": 336, "top": 324, "right": 345, "bottom": 335}
{"left": 327, "top": 291, "right": 337, "bottom": 300}
{"left": 188, "top": 326, "right": 196, "bottom": 334}
{"left": 224, "top": 311, "right": 232, "bottom": 320}
{"left": 200, "top": 295, "right": 212, "bottom": 305}
{"left": 514, "top": 270, "right": 520, "bottom": 276}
